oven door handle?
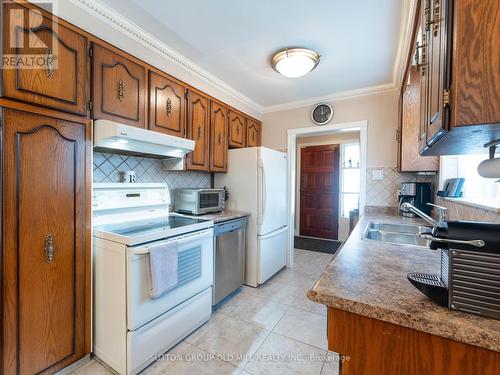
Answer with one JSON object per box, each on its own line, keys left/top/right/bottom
{"left": 130, "top": 229, "right": 213, "bottom": 255}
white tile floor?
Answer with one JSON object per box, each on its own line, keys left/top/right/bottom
{"left": 70, "top": 249, "right": 339, "bottom": 375}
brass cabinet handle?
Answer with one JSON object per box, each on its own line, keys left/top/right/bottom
{"left": 45, "top": 48, "right": 55, "bottom": 79}
{"left": 432, "top": 0, "right": 440, "bottom": 36}
{"left": 425, "top": 0, "right": 440, "bottom": 36}
{"left": 45, "top": 234, "right": 54, "bottom": 263}
{"left": 424, "top": 0, "right": 431, "bottom": 31}
{"left": 414, "top": 41, "right": 420, "bottom": 70}
{"left": 118, "top": 79, "right": 125, "bottom": 102}
{"left": 166, "top": 98, "right": 172, "bottom": 117}
{"left": 420, "top": 34, "right": 427, "bottom": 76}
{"left": 236, "top": 125, "right": 240, "bottom": 135}
{"left": 197, "top": 126, "right": 201, "bottom": 140}
{"left": 218, "top": 132, "right": 222, "bottom": 145}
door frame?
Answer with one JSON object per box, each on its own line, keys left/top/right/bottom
{"left": 297, "top": 138, "right": 360, "bottom": 240}
{"left": 286, "top": 120, "right": 368, "bottom": 268}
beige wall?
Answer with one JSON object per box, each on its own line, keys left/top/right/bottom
{"left": 262, "top": 89, "right": 399, "bottom": 167}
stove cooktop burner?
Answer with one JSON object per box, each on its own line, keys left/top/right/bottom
{"left": 93, "top": 215, "right": 213, "bottom": 245}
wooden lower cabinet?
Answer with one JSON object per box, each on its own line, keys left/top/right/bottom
{"left": 1, "top": 108, "right": 90, "bottom": 374}
{"left": 186, "top": 90, "right": 210, "bottom": 171}
{"left": 328, "top": 308, "right": 500, "bottom": 375}
{"left": 210, "top": 101, "right": 228, "bottom": 172}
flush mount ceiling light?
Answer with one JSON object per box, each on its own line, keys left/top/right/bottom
{"left": 271, "top": 47, "right": 320, "bottom": 78}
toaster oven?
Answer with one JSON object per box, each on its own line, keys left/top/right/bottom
{"left": 173, "top": 188, "right": 225, "bottom": 215}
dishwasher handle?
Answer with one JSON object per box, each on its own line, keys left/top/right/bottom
{"left": 214, "top": 218, "right": 247, "bottom": 236}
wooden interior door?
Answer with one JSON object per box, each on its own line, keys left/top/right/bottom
{"left": 92, "top": 43, "right": 146, "bottom": 128}
{"left": 299, "top": 145, "right": 340, "bottom": 240}
{"left": 210, "top": 101, "right": 228, "bottom": 172}
{"left": 1, "top": 1, "right": 88, "bottom": 116}
{"left": 148, "top": 71, "right": 186, "bottom": 137}
{"left": 186, "top": 89, "right": 210, "bottom": 171}
{"left": 2, "top": 108, "right": 88, "bottom": 374}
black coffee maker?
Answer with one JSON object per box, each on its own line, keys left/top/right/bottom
{"left": 398, "top": 182, "right": 432, "bottom": 217}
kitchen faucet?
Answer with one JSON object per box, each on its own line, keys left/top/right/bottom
{"left": 400, "top": 202, "right": 447, "bottom": 228}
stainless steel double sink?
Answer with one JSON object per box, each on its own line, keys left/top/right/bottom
{"left": 361, "top": 221, "right": 433, "bottom": 248}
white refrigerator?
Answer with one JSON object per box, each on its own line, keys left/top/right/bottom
{"left": 215, "top": 147, "right": 288, "bottom": 287}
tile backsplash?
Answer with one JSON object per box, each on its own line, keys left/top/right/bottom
{"left": 366, "top": 167, "right": 436, "bottom": 207}
{"left": 93, "top": 152, "right": 211, "bottom": 189}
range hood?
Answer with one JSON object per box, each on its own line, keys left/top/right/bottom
{"left": 93, "top": 119, "right": 195, "bottom": 159}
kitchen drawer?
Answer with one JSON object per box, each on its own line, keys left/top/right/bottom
{"left": 127, "top": 288, "right": 212, "bottom": 374}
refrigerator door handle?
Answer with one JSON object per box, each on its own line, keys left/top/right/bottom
{"left": 258, "top": 164, "right": 265, "bottom": 225}
{"left": 262, "top": 164, "right": 266, "bottom": 220}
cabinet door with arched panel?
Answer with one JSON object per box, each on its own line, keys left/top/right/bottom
{"left": 1, "top": 1, "right": 88, "bottom": 116}
{"left": 228, "top": 110, "right": 246, "bottom": 148}
{"left": 186, "top": 89, "right": 210, "bottom": 171}
{"left": 92, "top": 43, "right": 146, "bottom": 128}
{"left": 148, "top": 71, "right": 186, "bottom": 137}
{"left": 210, "top": 101, "right": 229, "bottom": 172}
{"left": 247, "top": 119, "right": 262, "bottom": 147}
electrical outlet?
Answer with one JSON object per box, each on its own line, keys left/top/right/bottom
{"left": 372, "top": 169, "right": 384, "bottom": 181}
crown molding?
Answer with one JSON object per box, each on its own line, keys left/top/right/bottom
{"left": 262, "top": 83, "right": 398, "bottom": 113}
{"left": 65, "top": 0, "right": 264, "bottom": 115}
{"left": 60, "top": 0, "right": 416, "bottom": 117}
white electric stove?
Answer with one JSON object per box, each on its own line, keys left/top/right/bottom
{"left": 92, "top": 183, "right": 214, "bottom": 375}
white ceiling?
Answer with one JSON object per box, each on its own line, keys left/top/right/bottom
{"left": 99, "top": 0, "right": 404, "bottom": 109}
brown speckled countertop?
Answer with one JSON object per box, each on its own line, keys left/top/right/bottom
{"left": 174, "top": 210, "right": 250, "bottom": 223}
{"left": 308, "top": 214, "right": 500, "bottom": 352}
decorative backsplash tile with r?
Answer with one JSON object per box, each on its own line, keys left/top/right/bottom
{"left": 93, "top": 152, "right": 211, "bottom": 189}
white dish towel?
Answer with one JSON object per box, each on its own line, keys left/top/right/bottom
{"left": 148, "top": 241, "right": 179, "bottom": 299}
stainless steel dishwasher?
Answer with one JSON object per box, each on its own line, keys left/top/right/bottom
{"left": 213, "top": 217, "right": 247, "bottom": 305}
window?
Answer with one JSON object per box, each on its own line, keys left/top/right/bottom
{"left": 440, "top": 154, "right": 500, "bottom": 208}
{"left": 340, "top": 143, "right": 360, "bottom": 217}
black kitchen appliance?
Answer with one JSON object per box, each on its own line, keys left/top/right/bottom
{"left": 398, "top": 182, "right": 432, "bottom": 218}
{"left": 408, "top": 221, "right": 500, "bottom": 320}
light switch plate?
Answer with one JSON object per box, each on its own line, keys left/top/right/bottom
{"left": 372, "top": 169, "right": 384, "bottom": 181}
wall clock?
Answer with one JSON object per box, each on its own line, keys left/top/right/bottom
{"left": 311, "top": 103, "right": 333, "bottom": 125}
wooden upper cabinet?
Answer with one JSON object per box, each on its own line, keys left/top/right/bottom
{"left": 247, "top": 119, "right": 262, "bottom": 147}
{"left": 1, "top": 1, "right": 88, "bottom": 115}
{"left": 186, "top": 90, "right": 210, "bottom": 171}
{"left": 451, "top": 0, "right": 500, "bottom": 127}
{"left": 228, "top": 110, "right": 247, "bottom": 148}
{"left": 417, "top": 0, "right": 500, "bottom": 155}
{"left": 399, "top": 66, "right": 439, "bottom": 172}
{"left": 425, "top": 0, "right": 451, "bottom": 146}
{"left": 92, "top": 43, "right": 146, "bottom": 128}
{"left": 148, "top": 71, "right": 186, "bottom": 137}
{"left": 210, "top": 101, "right": 229, "bottom": 172}
{"left": 1, "top": 109, "right": 88, "bottom": 374}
